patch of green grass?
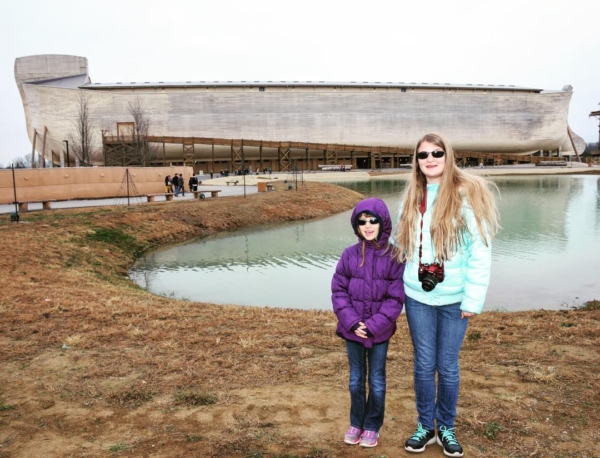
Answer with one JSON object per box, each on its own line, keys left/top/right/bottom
{"left": 560, "top": 322, "right": 576, "bottom": 327}
{"left": 484, "top": 421, "right": 501, "bottom": 440}
{"left": 0, "top": 404, "right": 16, "bottom": 411}
{"left": 87, "top": 227, "right": 141, "bottom": 255}
{"left": 109, "top": 442, "right": 128, "bottom": 452}
{"left": 174, "top": 390, "right": 217, "bottom": 406}
{"left": 185, "top": 434, "right": 201, "bottom": 442}
{"left": 468, "top": 331, "right": 482, "bottom": 341}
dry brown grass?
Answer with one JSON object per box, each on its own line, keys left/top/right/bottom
{"left": 0, "top": 181, "right": 599, "bottom": 457}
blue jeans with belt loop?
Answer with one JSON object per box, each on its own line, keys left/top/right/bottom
{"left": 404, "top": 295, "right": 469, "bottom": 430}
{"left": 346, "top": 339, "right": 389, "bottom": 432}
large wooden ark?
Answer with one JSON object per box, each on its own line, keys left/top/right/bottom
{"left": 15, "top": 54, "right": 585, "bottom": 172}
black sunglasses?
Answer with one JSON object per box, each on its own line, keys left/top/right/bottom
{"left": 416, "top": 150, "right": 445, "bottom": 160}
{"left": 357, "top": 217, "right": 380, "bottom": 226}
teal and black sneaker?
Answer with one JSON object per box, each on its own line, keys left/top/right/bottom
{"left": 437, "top": 426, "right": 464, "bottom": 457}
{"left": 405, "top": 422, "right": 436, "bottom": 453}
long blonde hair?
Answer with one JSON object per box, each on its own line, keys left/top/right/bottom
{"left": 393, "top": 133, "right": 500, "bottom": 263}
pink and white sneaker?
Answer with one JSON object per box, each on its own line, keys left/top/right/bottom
{"left": 344, "top": 426, "right": 363, "bottom": 445}
{"left": 359, "top": 430, "right": 379, "bottom": 447}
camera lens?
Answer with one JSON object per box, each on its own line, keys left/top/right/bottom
{"left": 421, "top": 273, "right": 439, "bottom": 292}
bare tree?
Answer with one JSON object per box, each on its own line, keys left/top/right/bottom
{"left": 128, "top": 98, "right": 158, "bottom": 166}
{"left": 68, "top": 92, "right": 95, "bottom": 166}
{"left": 585, "top": 142, "right": 598, "bottom": 155}
{"left": 8, "top": 153, "right": 33, "bottom": 169}
{"left": 103, "top": 98, "right": 158, "bottom": 166}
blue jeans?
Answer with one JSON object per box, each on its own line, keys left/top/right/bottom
{"left": 346, "top": 339, "right": 389, "bottom": 432}
{"left": 405, "top": 296, "right": 469, "bottom": 430}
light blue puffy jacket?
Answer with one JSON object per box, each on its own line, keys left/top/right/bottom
{"left": 398, "top": 183, "right": 492, "bottom": 314}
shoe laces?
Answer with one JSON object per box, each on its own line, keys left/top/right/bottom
{"left": 362, "top": 430, "right": 377, "bottom": 438}
{"left": 439, "top": 426, "right": 459, "bottom": 445}
{"left": 410, "top": 423, "right": 430, "bottom": 440}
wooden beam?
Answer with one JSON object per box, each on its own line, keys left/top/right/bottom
{"left": 40, "top": 127, "right": 48, "bottom": 168}
{"left": 104, "top": 134, "right": 558, "bottom": 166}
{"left": 183, "top": 138, "right": 195, "bottom": 168}
{"left": 279, "top": 145, "right": 291, "bottom": 171}
{"left": 232, "top": 142, "right": 244, "bottom": 171}
{"left": 30, "top": 129, "right": 37, "bottom": 168}
{"left": 567, "top": 127, "right": 581, "bottom": 162}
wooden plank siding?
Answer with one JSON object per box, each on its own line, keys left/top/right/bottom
{"left": 15, "top": 54, "right": 586, "bottom": 170}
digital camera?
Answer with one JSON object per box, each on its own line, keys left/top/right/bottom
{"left": 418, "top": 262, "right": 445, "bottom": 292}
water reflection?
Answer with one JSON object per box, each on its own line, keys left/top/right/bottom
{"left": 492, "top": 176, "right": 576, "bottom": 259}
{"left": 596, "top": 177, "right": 600, "bottom": 227}
{"left": 130, "top": 175, "right": 600, "bottom": 311}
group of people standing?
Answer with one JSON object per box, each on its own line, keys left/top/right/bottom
{"left": 165, "top": 174, "right": 184, "bottom": 196}
{"left": 332, "top": 133, "right": 500, "bottom": 456}
{"left": 164, "top": 174, "right": 200, "bottom": 197}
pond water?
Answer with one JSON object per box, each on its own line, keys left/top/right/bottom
{"left": 130, "top": 175, "right": 600, "bottom": 312}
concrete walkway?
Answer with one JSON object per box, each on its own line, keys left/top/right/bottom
{"left": 0, "top": 176, "right": 257, "bottom": 215}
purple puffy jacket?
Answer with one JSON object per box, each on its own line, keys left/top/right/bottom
{"left": 331, "top": 197, "right": 405, "bottom": 348}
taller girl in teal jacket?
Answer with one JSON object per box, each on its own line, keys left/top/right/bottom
{"left": 393, "top": 133, "right": 499, "bottom": 457}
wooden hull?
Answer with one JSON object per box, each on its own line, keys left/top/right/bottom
{"left": 15, "top": 54, "right": 585, "bottom": 166}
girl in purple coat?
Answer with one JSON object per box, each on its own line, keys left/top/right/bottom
{"left": 332, "top": 197, "right": 405, "bottom": 448}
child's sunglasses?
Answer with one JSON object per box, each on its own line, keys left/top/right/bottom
{"left": 357, "top": 217, "right": 380, "bottom": 226}
{"left": 416, "top": 150, "right": 445, "bottom": 160}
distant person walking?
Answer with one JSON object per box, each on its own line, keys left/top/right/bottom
{"left": 164, "top": 175, "right": 172, "bottom": 193}
{"left": 393, "top": 133, "right": 499, "bottom": 457}
{"left": 332, "top": 197, "right": 405, "bottom": 449}
{"left": 189, "top": 175, "right": 198, "bottom": 192}
{"left": 171, "top": 174, "right": 179, "bottom": 197}
{"left": 178, "top": 174, "right": 185, "bottom": 196}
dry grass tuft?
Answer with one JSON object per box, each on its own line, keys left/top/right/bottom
{"left": 106, "top": 384, "right": 154, "bottom": 408}
{"left": 63, "top": 334, "right": 84, "bottom": 347}
{"left": 515, "top": 362, "right": 557, "bottom": 383}
{"left": 173, "top": 390, "right": 217, "bottom": 406}
{"left": 239, "top": 336, "right": 261, "bottom": 348}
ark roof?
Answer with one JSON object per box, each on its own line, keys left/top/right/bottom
{"left": 80, "top": 80, "right": 543, "bottom": 92}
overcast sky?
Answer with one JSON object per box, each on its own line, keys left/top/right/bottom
{"left": 1, "top": 0, "right": 599, "bottom": 166}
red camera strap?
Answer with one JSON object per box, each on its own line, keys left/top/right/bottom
{"left": 419, "top": 185, "right": 428, "bottom": 216}
{"left": 418, "top": 185, "right": 427, "bottom": 264}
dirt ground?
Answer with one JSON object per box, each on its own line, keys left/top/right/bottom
{"left": 0, "top": 181, "right": 599, "bottom": 458}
